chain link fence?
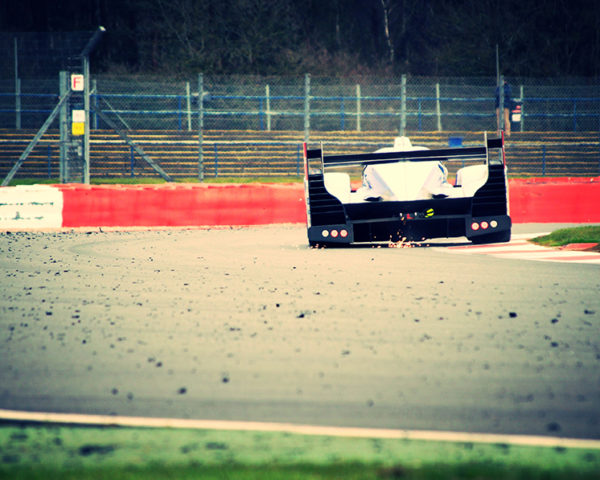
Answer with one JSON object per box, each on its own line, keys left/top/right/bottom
{"left": 1, "top": 72, "right": 600, "bottom": 181}
{"left": 3, "top": 74, "right": 600, "bottom": 133}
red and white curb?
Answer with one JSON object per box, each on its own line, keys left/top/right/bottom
{"left": 443, "top": 233, "right": 600, "bottom": 264}
{"left": 0, "top": 408, "right": 599, "bottom": 450}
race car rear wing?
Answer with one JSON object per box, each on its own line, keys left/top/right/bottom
{"left": 304, "top": 134, "right": 504, "bottom": 176}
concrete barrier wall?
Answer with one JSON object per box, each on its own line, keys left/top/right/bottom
{"left": 1, "top": 178, "right": 599, "bottom": 230}
{"left": 508, "top": 177, "right": 600, "bottom": 223}
{"left": 59, "top": 183, "right": 306, "bottom": 227}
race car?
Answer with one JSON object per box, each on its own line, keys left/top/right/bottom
{"left": 303, "top": 133, "right": 511, "bottom": 247}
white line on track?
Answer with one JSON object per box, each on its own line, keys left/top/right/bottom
{"left": 1, "top": 408, "right": 599, "bottom": 450}
{"left": 442, "top": 233, "right": 600, "bottom": 264}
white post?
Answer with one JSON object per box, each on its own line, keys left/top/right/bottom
{"left": 519, "top": 84, "right": 524, "bottom": 132}
{"left": 186, "top": 81, "right": 192, "bottom": 131}
{"left": 356, "top": 84, "right": 361, "bottom": 132}
{"left": 435, "top": 83, "right": 442, "bottom": 132}
{"left": 266, "top": 84, "right": 271, "bottom": 131}
{"left": 304, "top": 74, "right": 310, "bottom": 142}
{"left": 400, "top": 74, "right": 407, "bottom": 136}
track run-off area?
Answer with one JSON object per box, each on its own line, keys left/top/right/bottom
{"left": 0, "top": 223, "right": 598, "bottom": 447}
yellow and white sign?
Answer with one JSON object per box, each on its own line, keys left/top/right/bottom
{"left": 72, "top": 110, "right": 85, "bottom": 122}
{"left": 72, "top": 109, "right": 85, "bottom": 136}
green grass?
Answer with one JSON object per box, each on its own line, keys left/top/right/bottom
{"left": 4, "top": 463, "right": 600, "bottom": 480}
{"left": 5, "top": 178, "right": 60, "bottom": 186}
{"left": 0, "top": 424, "right": 598, "bottom": 480}
{"left": 530, "top": 225, "right": 600, "bottom": 247}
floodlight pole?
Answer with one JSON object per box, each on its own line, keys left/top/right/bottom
{"left": 495, "top": 44, "right": 505, "bottom": 133}
{"left": 495, "top": 44, "right": 500, "bottom": 86}
{"left": 81, "top": 26, "right": 105, "bottom": 184}
{"left": 14, "top": 38, "right": 21, "bottom": 129}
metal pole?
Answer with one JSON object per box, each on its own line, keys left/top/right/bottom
{"left": 519, "top": 85, "right": 524, "bottom": 132}
{"left": 542, "top": 144, "right": 546, "bottom": 176}
{"left": 13, "top": 37, "right": 18, "bottom": 84}
{"left": 266, "top": 84, "right": 271, "bottom": 131}
{"left": 186, "top": 81, "right": 192, "bottom": 131}
{"left": 198, "top": 73, "right": 204, "bottom": 181}
{"left": 356, "top": 84, "right": 361, "bottom": 132}
{"left": 78, "top": 26, "right": 105, "bottom": 184}
{"left": 83, "top": 56, "right": 91, "bottom": 184}
{"left": 400, "top": 74, "right": 407, "bottom": 136}
{"left": 14, "top": 38, "right": 21, "bottom": 129}
{"left": 499, "top": 74, "right": 504, "bottom": 134}
{"left": 59, "top": 71, "right": 68, "bottom": 183}
{"left": 304, "top": 74, "right": 310, "bottom": 143}
{"left": 495, "top": 44, "right": 500, "bottom": 86}
{"left": 92, "top": 78, "right": 98, "bottom": 129}
{"left": 435, "top": 83, "right": 442, "bottom": 132}
{"left": 15, "top": 78, "right": 21, "bottom": 130}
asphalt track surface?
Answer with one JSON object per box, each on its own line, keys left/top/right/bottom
{"left": 1, "top": 224, "right": 599, "bottom": 440}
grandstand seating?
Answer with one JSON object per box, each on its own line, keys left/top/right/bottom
{"left": 0, "top": 129, "right": 598, "bottom": 181}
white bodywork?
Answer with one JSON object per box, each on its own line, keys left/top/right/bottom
{"left": 323, "top": 136, "right": 489, "bottom": 204}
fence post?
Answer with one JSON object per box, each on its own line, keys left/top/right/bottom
{"left": 266, "top": 84, "right": 271, "bottom": 131}
{"left": 400, "top": 74, "right": 407, "bottom": 136}
{"left": 214, "top": 143, "right": 218, "bottom": 177}
{"left": 198, "top": 73, "right": 204, "bottom": 181}
{"left": 177, "top": 95, "right": 182, "bottom": 130}
{"left": 186, "top": 81, "right": 192, "bottom": 131}
{"left": 259, "top": 98, "right": 264, "bottom": 130}
{"left": 435, "top": 83, "right": 442, "bottom": 132}
{"left": 519, "top": 85, "right": 524, "bottom": 132}
{"left": 15, "top": 78, "right": 21, "bottom": 130}
{"left": 542, "top": 145, "right": 546, "bottom": 176}
{"left": 47, "top": 145, "right": 52, "bottom": 178}
{"left": 130, "top": 146, "right": 135, "bottom": 176}
{"left": 356, "top": 84, "right": 361, "bottom": 132}
{"left": 92, "top": 79, "right": 98, "bottom": 129}
{"left": 14, "top": 38, "right": 21, "bottom": 130}
{"left": 304, "top": 73, "right": 310, "bottom": 142}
